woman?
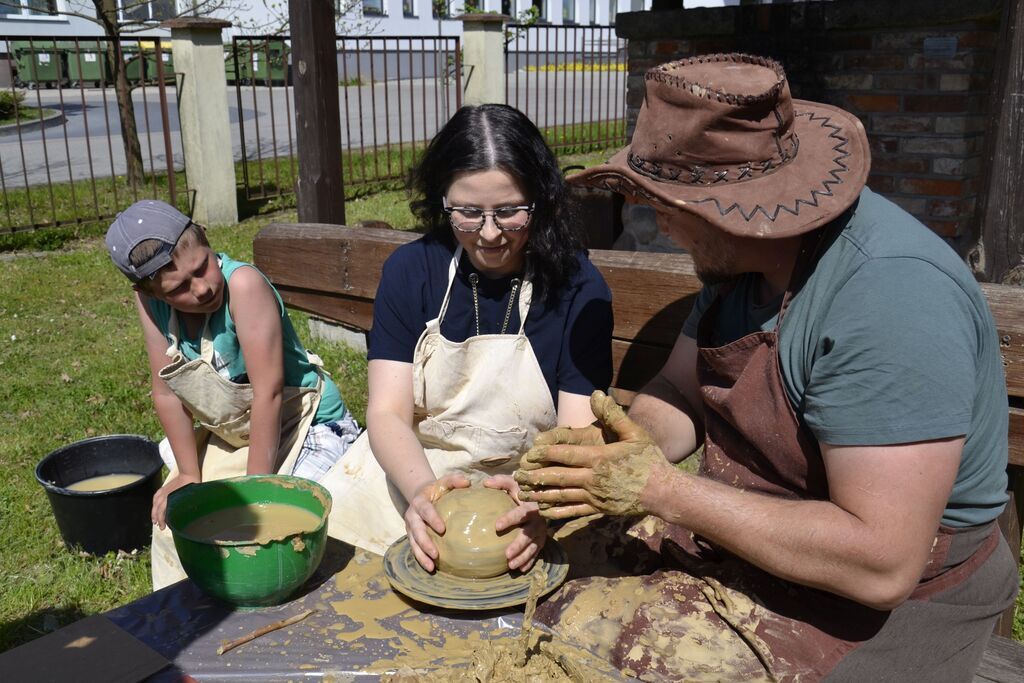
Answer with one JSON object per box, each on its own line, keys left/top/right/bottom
{"left": 324, "top": 104, "right": 613, "bottom": 572}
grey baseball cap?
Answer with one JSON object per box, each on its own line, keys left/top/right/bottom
{"left": 105, "top": 200, "right": 193, "bottom": 282}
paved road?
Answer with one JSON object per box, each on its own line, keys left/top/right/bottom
{"left": 0, "top": 70, "right": 626, "bottom": 191}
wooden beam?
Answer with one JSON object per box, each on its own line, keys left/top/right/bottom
{"left": 974, "top": 0, "right": 1024, "bottom": 282}
{"left": 288, "top": 0, "right": 345, "bottom": 225}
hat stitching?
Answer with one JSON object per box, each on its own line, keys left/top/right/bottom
{"left": 626, "top": 130, "right": 799, "bottom": 186}
{"left": 690, "top": 111, "right": 852, "bottom": 223}
{"left": 646, "top": 53, "right": 786, "bottom": 104}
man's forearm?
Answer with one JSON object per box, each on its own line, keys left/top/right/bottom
{"left": 630, "top": 374, "right": 704, "bottom": 463}
{"left": 641, "top": 468, "right": 925, "bottom": 610}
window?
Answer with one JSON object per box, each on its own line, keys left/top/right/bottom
{"left": 562, "top": 0, "right": 574, "bottom": 22}
{"left": 119, "top": 0, "right": 175, "bottom": 23}
{"left": 403, "top": 0, "right": 416, "bottom": 16}
{"left": 2, "top": 0, "right": 58, "bottom": 16}
{"left": 607, "top": 0, "right": 615, "bottom": 24}
{"left": 363, "top": 0, "right": 385, "bottom": 16}
{"left": 532, "top": 0, "right": 543, "bottom": 21}
{"left": 432, "top": 0, "right": 449, "bottom": 17}
{"left": 589, "top": 0, "right": 596, "bottom": 23}
{"left": 502, "top": 0, "right": 512, "bottom": 16}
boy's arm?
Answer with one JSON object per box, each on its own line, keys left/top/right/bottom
{"left": 135, "top": 292, "right": 201, "bottom": 527}
{"left": 228, "top": 267, "right": 285, "bottom": 475}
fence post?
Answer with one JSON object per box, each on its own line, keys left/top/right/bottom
{"left": 459, "top": 14, "right": 508, "bottom": 106}
{"left": 289, "top": 0, "right": 345, "bottom": 225}
{"left": 162, "top": 17, "right": 238, "bottom": 226}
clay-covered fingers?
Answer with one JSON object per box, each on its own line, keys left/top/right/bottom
{"left": 533, "top": 424, "right": 605, "bottom": 448}
{"left": 590, "top": 390, "right": 652, "bottom": 443}
{"left": 518, "top": 485, "right": 593, "bottom": 508}
{"left": 404, "top": 504, "right": 440, "bottom": 572}
{"left": 514, "top": 464, "right": 592, "bottom": 491}
{"left": 504, "top": 507, "right": 546, "bottom": 572}
{"left": 536, "top": 502, "right": 600, "bottom": 520}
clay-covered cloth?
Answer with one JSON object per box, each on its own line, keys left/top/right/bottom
{"left": 536, "top": 515, "right": 1015, "bottom": 682}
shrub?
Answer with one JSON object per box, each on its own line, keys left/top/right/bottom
{"left": 0, "top": 90, "right": 25, "bottom": 121}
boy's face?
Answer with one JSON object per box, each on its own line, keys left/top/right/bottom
{"left": 144, "top": 243, "right": 224, "bottom": 314}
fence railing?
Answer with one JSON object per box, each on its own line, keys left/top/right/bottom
{"left": 0, "top": 36, "right": 188, "bottom": 234}
{"left": 235, "top": 34, "right": 462, "bottom": 203}
{"left": 505, "top": 24, "right": 627, "bottom": 154}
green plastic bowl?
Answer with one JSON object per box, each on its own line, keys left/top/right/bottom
{"left": 166, "top": 475, "right": 331, "bottom": 607}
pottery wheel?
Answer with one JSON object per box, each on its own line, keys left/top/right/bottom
{"left": 383, "top": 536, "right": 569, "bottom": 610}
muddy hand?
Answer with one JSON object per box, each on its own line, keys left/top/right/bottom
{"left": 517, "top": 422, "right": 606, "bottom": 477}
{"left": 405, "top": 473, "right": 470, "bottom": 572}
{"left": 515, "top": 390, "right": 671, "bottom": 519}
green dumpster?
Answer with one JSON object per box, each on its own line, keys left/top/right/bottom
{"left": 224, "top": 46, "right": 253, "bottom": 85}
{"left": 12, "top": 40, "right": 65, "bottom": 89}
{"left": 119, "top": 45, "right": 147, "bottom": 84}
{"left": 140, "top": 40, "right": 174, "bottom": 84}
{"left": 61, "top": 41, "right": 111, "bottom": 88}
{"left": 249, "top": 41, "right": 288, "bottom": 85}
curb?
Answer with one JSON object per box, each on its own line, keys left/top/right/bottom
{"left": 0, "top": 109, "right": 66, "bottom": 137}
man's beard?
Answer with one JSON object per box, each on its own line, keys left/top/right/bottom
{"left": 695, "top": 266, "right": 740, "bottom": 287}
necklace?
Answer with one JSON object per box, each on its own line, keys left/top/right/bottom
{"left": 468, "top": 273, "right": 521, "bottom": 336}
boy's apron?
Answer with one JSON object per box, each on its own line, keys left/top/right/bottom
{"left": 151, "top": 312, "right": 323, "bottom": 589}
{"left": 323, "top": 246, "right": 557, "bottom": 555}
{"left": 536, "top": 232, "right": 1017, "bottom": 681}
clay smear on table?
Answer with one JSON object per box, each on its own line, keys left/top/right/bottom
{"left": 182, "top": 503, "right": 321, "bottom": 543}
{"left": 65, "top": 473, "right": 144, "bottom": 492}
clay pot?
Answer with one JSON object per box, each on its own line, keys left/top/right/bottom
{"left": 429, "top": 487, "right": 517, "bottom": 579}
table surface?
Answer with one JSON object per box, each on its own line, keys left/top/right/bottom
{"left": 105, "top": 539, "right": 629, "bottom": 681}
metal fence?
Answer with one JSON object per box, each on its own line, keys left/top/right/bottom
{"left": 236, "top": 34, "right": 462, "bottom": 203}
{"left": 0, "top": 36, "right": 187, "bottom": 234}
{"left": 505, "top": 24, "right": 627, "bottom": 154}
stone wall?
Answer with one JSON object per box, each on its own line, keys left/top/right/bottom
{"left": 614, "top": 0, "right": 1001, "bottom": 254}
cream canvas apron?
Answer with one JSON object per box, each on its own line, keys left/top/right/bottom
{"left": 151, "top": 312, "right": 323, "bottom": 589}
{"left": 323, "top": 247, "right": 557, "bottom": 555}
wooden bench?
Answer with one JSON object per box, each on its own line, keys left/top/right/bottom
{"left": 253, "top": 222, "right": 1024, "bottom": 672}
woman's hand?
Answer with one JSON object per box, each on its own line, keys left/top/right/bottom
{"left": 404, "top": 472, "right": 470, "bottom": 572}
{"left": 151, "top": 472, "right": 201, "bottom": 529}
{"left": 485, "top": 474, "right": 547, "bottom": 572}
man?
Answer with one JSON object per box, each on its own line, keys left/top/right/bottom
{"left": 515, "top": 53, "right": 1018, "bottom": 681}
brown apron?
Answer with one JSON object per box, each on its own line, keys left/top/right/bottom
{"left": 537, "top": 232, "right": 1018, "bottom": 681}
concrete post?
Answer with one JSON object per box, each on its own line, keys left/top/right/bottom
{"left": 161, "top": 18, "right": 238, "bottom": 226}
{"left": 459, "top": 14, "right": 508, "bottom": 106}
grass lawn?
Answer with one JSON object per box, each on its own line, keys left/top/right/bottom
{"left": 1, "top": 158, "right": 1022, "bottom": 653}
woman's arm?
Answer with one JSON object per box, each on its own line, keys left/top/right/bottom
{"left": 229, "top": 267, "right": 285, "bottom": 475}
{"left": 367, "top": 359, "right": 468, "bottom": 570}
{"left": 135, "top": 292, "right": 201, "bottom": 527}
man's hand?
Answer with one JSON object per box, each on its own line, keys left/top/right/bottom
{"left": 404, "top": 473, "right": 471, "bottom": 572}
{"left": 152, "top": 472, "right": 201, "bottom": 529}
{"left": 484, "top": 475, "right": 547, "bottom": 572}
{"left": 515, "top": 391, "right": 673, "bottom": 519}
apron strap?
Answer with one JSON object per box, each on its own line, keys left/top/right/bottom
{"left": 435, "top": 245, "right": 463, "bottom": 327}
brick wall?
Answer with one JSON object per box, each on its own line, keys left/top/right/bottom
{"left": 616, "top": 0, "right": 1001, "bottom": 253}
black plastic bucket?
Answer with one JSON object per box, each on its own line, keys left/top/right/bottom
{"left": 35, "top": 434, "right": 164, "bottom": 555}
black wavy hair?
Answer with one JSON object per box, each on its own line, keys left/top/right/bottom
{"left": 409, "top": 104, "right": 584, "bottom": 304}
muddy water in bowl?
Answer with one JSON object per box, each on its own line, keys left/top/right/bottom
{"left": 184, "top": 502, "right": 322, "bottom": 543}
{"left": 429, "top": 487, "right": 518, "bottom": 579}
{"left": 65, "top": 473, "right": 145, "bottom": 492}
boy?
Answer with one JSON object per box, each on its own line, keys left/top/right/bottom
{"left": 106, "top": 199, "right": 359, "bottom": 588}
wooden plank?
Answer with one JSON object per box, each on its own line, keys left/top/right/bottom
{"left": 973, "top": 636, "right": 1024, "bottom": 683}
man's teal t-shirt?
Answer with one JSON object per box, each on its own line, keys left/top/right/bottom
{"left": 148, "top": 253, "right": 346, "bottom": 426}
{"left": 682, "top": 189, "right": 1008, "bottom": 527}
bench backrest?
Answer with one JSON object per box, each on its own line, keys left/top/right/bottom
{"left": 254, "top": 222, "right": 1023, "bottom": 635}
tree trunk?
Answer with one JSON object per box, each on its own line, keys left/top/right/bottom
{"left": 96, "top": 0, "right": 146, "bottom": 191}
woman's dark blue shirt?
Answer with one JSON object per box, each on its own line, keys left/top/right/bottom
{"left": 368, "top": 234, "right": 613, "bottom": 407}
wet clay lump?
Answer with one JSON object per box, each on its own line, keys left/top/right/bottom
{"left": 429, "top": 488, "right": 517, "bottom": 579}
{"left": 183, "top": 502, "right": 321, "bottom": 543}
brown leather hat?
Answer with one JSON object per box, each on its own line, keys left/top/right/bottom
{"left": 570, "top": 53, "right": 870, "bottom": 238}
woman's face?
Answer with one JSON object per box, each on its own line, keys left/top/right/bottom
{"left": 445, "top": 168, "right": 531, "bottom": 278}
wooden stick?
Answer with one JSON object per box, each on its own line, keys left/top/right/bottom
{"left": 216, "top": 609, "right": 316, "bottom": 655}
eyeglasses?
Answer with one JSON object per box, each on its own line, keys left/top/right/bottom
{"left": 442, "top": 197, "right": 535, "bottom": 233}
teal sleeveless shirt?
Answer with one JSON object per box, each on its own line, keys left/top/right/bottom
{"left": 147, "top": 253, "right": 346, "bottom": 425}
